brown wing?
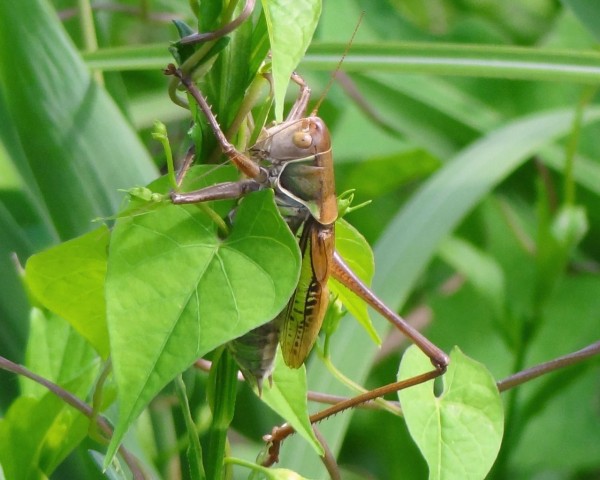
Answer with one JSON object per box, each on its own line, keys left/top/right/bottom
{"left": 279, "top": 220, "right": 335, "bottom": 368}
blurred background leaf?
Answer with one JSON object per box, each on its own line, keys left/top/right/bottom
{"left": 0, "top": 0, "right": 599, "bottom": 478}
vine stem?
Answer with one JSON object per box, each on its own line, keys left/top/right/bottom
{"left": 496, "top": 340, "right": 600, "bottom": 392}
{"left": 195, "top": 339, "right": 600, "bottom": 411}
{"left": 2, "top": 338, "right": 595, "bottom": 477}
{"left": 0, "top": 355, "right": 147, "bottom": 479}
{"left": 180, "top": 0, "right": 256, "bottom": 45}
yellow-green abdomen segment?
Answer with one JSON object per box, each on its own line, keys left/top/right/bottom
{"left": 280, "top": 219, "right": 334, "bottom": 368}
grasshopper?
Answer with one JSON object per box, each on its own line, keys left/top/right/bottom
{"left": 165, "top": 64, "right": 449, "bottom": 395}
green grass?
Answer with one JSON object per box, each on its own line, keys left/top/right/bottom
{"left": 1, "top": 0, "right": 599, "bottom": 478}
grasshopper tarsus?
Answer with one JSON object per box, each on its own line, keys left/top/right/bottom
{"left": 435, "top": 355, "right": 450, "bottom": 371}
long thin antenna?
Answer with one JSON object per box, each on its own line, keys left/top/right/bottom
{"left": 310, "top": 11, "right": 365, "bottom": 116}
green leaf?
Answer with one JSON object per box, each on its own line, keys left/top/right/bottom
{"left": 347, "top": 74, "right": 482, "bottom": 158}
{"left": 0, "top": 207, "right": 31, "bottom": 367}
{"left": 509, "top": 275, "right": 600, "bottom": 470}
{"left": 374, "top": 107, "right": 600, "bottom": 310}
{"left": 562, "top": 0, "right": 600, "bottom": 42}
{"left": 261, "top": 0, "right": 322, "bottom": 121}
{"left": 330, "top": 218, "right": 379, "bottom": 344}
{"left": 0, "top": 312, "right": 98, "bottom": 480}
{"left": 437, "top": 236, "right": 506, "bottom": 322}
{"left": 0, "top": 92, "right": 56, "bottom": 250}
{"left": 540, "top": 145, "right": 600, "bottom": 196}
{"left": 88, "top": 450, "right": 127, "bottom": 480}
{"left": 25, "top": 226, "right": 110, "bottom": 357}
{"left": 21, "top": 308, "right": 99, "bottom": 399}
{"left": 398, "top": 346, "right": 504, "bottom": 480}
{"left": 82, "top": 43, "right": 171, "bottom": 71}
{"left": 0, "top": 395, "right": 87, "bottom": 480}
{"left": 304, "top": 42, "right": 600, "bottom": 84}
{"left": 337, "top": 148, "right": 441, "bottom": 196}
{"left": 261, "top": 349, "right": 323, "bottom": 456}
{"left": 105, "top": 189, "right": 301, "bottom": 463}
{"left": 83, "top": 41, "right": 600, "bottom": 85}
{"left": 0, "top": 0, "right": 157, "bottom": 240}
{"left": 202, "top": 2, "right": 265, "bottom": 131}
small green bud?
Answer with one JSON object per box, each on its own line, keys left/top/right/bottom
{"left": 551, "top": 205, "right": 588, "bottom": 251}
{"left": 151, "top": 120, "right": 168, "bottom": 140}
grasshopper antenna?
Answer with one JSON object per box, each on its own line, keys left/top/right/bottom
{"left": 310, "top": 11, "right": 365, "bottom": 116}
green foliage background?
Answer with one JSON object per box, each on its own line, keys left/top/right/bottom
{"left": 1, "top": 0, "right": 599, "bottom": 478}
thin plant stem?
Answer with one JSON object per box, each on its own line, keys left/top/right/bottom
{"left": 180, "top": 0, "right": 255, "bottom": 45}
{"left": 0, "top": 355, "right": 147, "bottom": 479}
{"left": 313, "top": 426, "right": 341, "bottom": 480}
{"left": 318, "top": 352, "right": 402, "bottom": 416}
{"left": 77, "top": 0, "right": 104, "bottom": 85}
{"left": 497, "top": 340, "right": 600, "bottom": 392}
{"left": 174, "top": 374, "right": 205, "bottom": 479}
{"left": 563, "top": 86, "right": 598, "bottom": 206}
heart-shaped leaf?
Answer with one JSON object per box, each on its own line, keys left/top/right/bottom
{"left": 25, "top": 227, "right": 110, "bottom": 357}
{"left": 106, "top": 189, "right": 301, "bottom": 462}
{"left": 398, "top": 346, "right": 503, "bottom": 480}
{"left": 261, "top": 349, "right": 323, "bottom": 456}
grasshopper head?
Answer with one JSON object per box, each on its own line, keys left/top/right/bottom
{"left": 254, "top": 116, "right": 337, "bottom": 226}
{"left": 252, "top": 117, "right": 331, "bottom": 163}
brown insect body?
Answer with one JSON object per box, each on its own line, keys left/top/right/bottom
{"left": 167, "top": 64, "right": 448, "bottom": 391}
{"left": 227, "top": 115, "right": 337, "bottom": 383}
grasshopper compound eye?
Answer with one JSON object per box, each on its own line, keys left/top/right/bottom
{"left": 292, "top": 130, "right": 312, "bottom": 149}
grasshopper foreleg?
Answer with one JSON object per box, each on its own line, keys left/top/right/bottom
{"left": 285, "top": 72, "right": 312, "bottom": 122}
{"left": 175, "top": 145, "right": 195, "bottom": 187}
{"left": 171, "top": 179, "right": 259, "bottom": 204}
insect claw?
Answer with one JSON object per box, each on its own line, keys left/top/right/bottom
{"left": 434, "top": 353, "right": 450, "bottom": 372}
{"left": 261, "top": 424, "right": 287, "bottom": 466}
